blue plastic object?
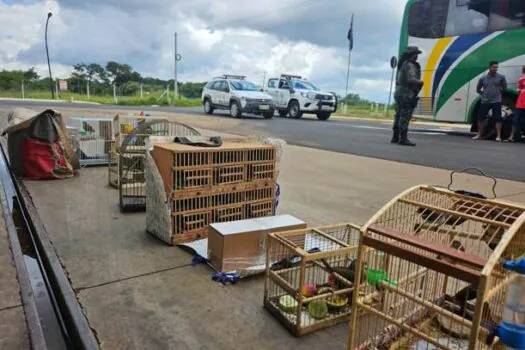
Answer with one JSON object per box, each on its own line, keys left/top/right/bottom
{"left": 503, "top": 258, "right": 525, "bottom": 275}
{"left": 495, "top": 258, "right": 525, "bottom": 349}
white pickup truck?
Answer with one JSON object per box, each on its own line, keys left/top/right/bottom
{"left": 265, "top": 74, "right": 337, "bottom": 120}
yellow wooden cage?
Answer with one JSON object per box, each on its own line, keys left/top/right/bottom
{"left": 347, "top": 183, "right": 525, "bottom": 350}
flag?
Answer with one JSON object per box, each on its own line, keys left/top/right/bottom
{"left": 347, "top": 14, "right": 354, "bottom": 52}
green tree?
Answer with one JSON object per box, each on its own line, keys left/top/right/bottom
{"left": 105, "top": 61, "right": 141, "bottom": 86}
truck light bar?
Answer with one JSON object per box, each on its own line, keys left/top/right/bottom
{"left": 222, "top": 74, "right": 246, "bottom": 80}
{"left": 281, "top": 74, "right": 302, "bottom": 80}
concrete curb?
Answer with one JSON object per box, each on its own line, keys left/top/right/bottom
{"left": 331, "top": 114, "right": 472, "bottom": 130}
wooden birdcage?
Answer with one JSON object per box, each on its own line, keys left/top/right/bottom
{"left": 264, "top": 224, "right": 366, "bottom": 336}
{"left": 151, "top": 141, "right": 277, "bottom": 244}
{"left": 118, "top": 119, "right": 200, "bottom": 212}
{"left": 347, "top": 180, "right": 525, "bottom": 350}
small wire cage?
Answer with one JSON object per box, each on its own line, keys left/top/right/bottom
{"left": 264, "top": 224, "right": 364, "bottom": 336}
{"left": 118, "top": 119, "right": 200, "bottom": 212}
{"left": 67, "top": 118, "right": 113, "bottom": 167}
{"left": 108, "top": 114, "right": 165, "bottom": 188}
{"left": 347, "top": 184, "right": 525, "bottom": 350}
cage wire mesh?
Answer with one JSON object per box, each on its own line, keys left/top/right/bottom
{"left": 347, "top": 185, "right": 525, "bottom": 350}
{"left": 108, "top": 115, "right": 165, "bottom": 188}
{"left": 118, "top": 119, "right": 200, "bottom": 212}
{"left": 67, "top": 117, "right": 113, "bottom": 167}
{"left": 264, "top": 224, "right": 367, "bottom": 336}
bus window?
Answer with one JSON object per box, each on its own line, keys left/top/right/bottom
{"left": 488, "top": 0, "right": 525, "bottom": 31}
{"left": 445, "top": 0, "right": 489, "bottom": 36}
{"left": 408, "top": 0, "right": 449, "bottom": 38}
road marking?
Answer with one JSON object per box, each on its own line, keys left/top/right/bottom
{"left": 348, "top": 124, "right": 451, "bottom": 135}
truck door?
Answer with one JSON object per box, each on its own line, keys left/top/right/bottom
{"left": 266, "top": 79, "right": 279, "bottom": 103}
{"left": 278, "top": 79, "right": 291, "bottom": 107}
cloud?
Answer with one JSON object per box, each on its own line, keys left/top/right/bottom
{"left": 1, "top": 0, "right": 407, "bottom": 102}
{"left": 355, "top": 79, "right": 393, "bottom": 92}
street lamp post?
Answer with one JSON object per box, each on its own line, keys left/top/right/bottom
{"left": 45, "top": 12, "right": 55, "bottom": 99}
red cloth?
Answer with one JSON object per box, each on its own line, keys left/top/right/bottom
{"left": 517, "top": 76, "right": 525, "bottom": 109}
{"left": 21, "top": 139, "right": 72, "bottom": 180}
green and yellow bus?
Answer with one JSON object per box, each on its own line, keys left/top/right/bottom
{"left": 400, "top": 0, "right": 525, "bottom": 135}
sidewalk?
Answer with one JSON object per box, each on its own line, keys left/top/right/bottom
{"left": 0, "top": 201, "right": 30, "bottom": 350}
{"left": 21, "top": 138, "right": 525, "bottom": 350}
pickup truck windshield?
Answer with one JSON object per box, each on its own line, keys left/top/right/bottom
{"left": 293, "top": 80, "right": 318, "bottom": 91}
{"left": 230, "top": 80, "right": 260, "bottom": 91}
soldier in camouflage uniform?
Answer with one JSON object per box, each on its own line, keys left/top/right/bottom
{"left": 391, "top": 46, "right": 424, "bottom": 146}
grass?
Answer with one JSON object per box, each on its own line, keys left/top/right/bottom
{"left": 334, "top": 104, "right": 396, "bottom": 120}
{"left": 1, "top": 90, "right": 396, "bottom": 119}
{"left": 0, "top": 90, "right": 202, "bottom": 107}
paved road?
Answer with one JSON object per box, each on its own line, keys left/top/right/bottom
{"left": 1, "top": 100, "right": 523, "bottom": 182}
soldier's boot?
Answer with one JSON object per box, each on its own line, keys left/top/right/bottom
{"left": 390, "top": 128, "right": 399, "bottom": 144}
{"left": 399, "top": 131, "right": 416, "bottom": 146}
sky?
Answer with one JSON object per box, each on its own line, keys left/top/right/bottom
{"left": 0, "top": 0, "right": 407, "bottom": 102}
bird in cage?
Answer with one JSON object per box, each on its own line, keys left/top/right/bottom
{"left": 417, "top": 207, "right": 467, "bottom": 227}
{"left": 437, "top": 241, "right": 495, "bottom": 327}
{"left": 320, "top": 258, "right": 370, "bottom": 290}
{"left": 270, "top": 247, "right": 321, "bottom": 270}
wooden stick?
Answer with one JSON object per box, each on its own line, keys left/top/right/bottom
{"left": 486, "top": 273, "right": 518, "bottom": 301}
{"left": 296, "top": 260, "right": 306, "bottom": 328}
{"left": 363, "top": 236, "right": 481, "bottom": 285}
{"left": 379, "top": 282, "right": 476, "bottom": 330}
{"left": 347, "top": 230, "right": 366, "bottom": 350}
{"left": 368, "top": 224, "right": 487, "bottom": 269}
{"left": 469, "top": 276, "right": 489, "bottom": 350}
{"left": 304, "top": 246, "right": 359, "bottom": 262}
{"left": 312, "top": 228, "right": 350, "bottom": 248}
{"left": 357, "top": 302, "right": 448, "bottom": 350}
{"left": 418, "top": 223, "right": 481, "bottom": 240}
{"left": 268, "top": 270, "right": 296, "bottom": 297}
{"left": 302, "top": 287, "right": 352, "bottom": 303}
{"left": 398, "top": 198, "right": 512, "bottom": 229}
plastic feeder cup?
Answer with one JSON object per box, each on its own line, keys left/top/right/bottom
{"left": 367, "top": 269, "right": 397, "bottom": 287}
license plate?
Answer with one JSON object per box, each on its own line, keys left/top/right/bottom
{"left": 321, "top": 106, "right": 332, "bottom": 111}
{"left": 259, "top": 105, "right": 269, "bottom": 110}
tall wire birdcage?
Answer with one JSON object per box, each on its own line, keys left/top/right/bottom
{"left": 347, "top": 169, "right": 525, "bottom": 350}
{"left": 118, "top": 119, "right": 200, "bottom": 212}
{"left": 108, "top": 114, "right": 161, "bottom": 188}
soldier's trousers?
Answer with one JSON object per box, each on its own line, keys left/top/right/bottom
{"left": 393, "top": 97, "right": 415, "bottom": 135}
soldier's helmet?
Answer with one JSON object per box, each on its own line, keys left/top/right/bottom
{"left": 404, "top": 46, "right": 423, "bottom": 56}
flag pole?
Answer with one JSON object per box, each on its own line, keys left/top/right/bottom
{"left": 345, "top": 14, "right": 354, "bottom": 99}
{"left": 345, "top": 49, "right": 352, "bottom": 98}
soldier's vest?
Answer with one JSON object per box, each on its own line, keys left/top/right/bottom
{"left": 395, "top": 61, "right": 421, "bottom": 100}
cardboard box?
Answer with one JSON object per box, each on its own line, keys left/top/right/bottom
{"left": 208, "top": 215, "right": 307, "bottom": 273}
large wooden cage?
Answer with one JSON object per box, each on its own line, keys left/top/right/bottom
{"left": 117, "top": 119, "right": 200, "bottom": 212}
{"left": 347, "top": 185, "right": 525, "bottom": 350}
{"left": 150, "top": 141, "right": 277, "bottom": 244}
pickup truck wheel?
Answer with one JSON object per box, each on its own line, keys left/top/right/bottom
{"left": 278, "top": 110, "right": 288, "bottom": 118}
{"left": 203, "top": 99, "right": 214, "bottom": 115}
{"left": 230, "top": 101, "right": 242, "bottom": 118}
{"left": 288, "top": 100, "right": 303, "bottom": 119}
{"left": 316, "top": 112, "right": 331, "bottom": 121}
{"left": 263, "top": 111, "right": 274, "bottom": 119}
